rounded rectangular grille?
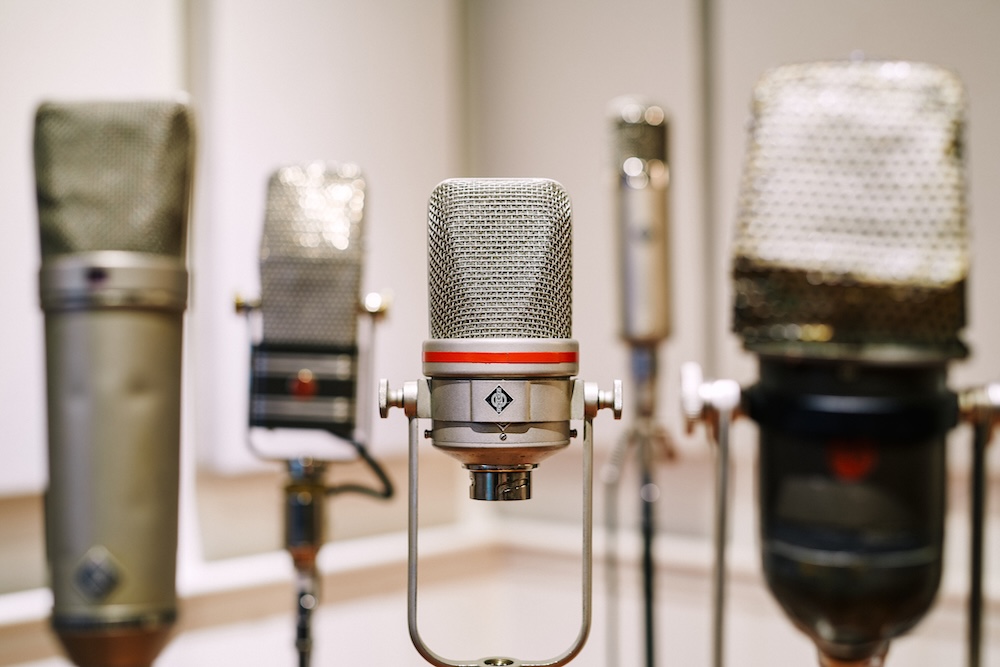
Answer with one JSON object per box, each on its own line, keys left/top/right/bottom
{"left": 732, "top": 61, "right": 968, "bottom": 353}
{"left": 259, "top": 162, "right": 365, "bottom": 347}
{"left": 428, "top": 178, "right": 572, "bottom": 339}
{"left": 34, "top": 101, "right": 194, "bottom": 258}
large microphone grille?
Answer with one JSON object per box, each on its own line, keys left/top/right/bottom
{"left": 34, "top": 101, "right": 194, "bottom": 258}
{"left": 428, "top": 178, "right": 572, "bottom": 339}
{"left": 732, "top": 61, "right": 968, "bottom": 354}
{"left": 259, "top": 162, "right": 365, "bottom": 347}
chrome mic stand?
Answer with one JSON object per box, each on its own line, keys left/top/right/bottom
{"left": 680, "top": 363, "right": 739, "bottom": 667}
{"left": 603, "top": 346, "right": 675, "bottom": 667}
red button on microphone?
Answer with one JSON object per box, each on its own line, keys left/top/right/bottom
{"left": 289, "top": 369, "right": 318, "bottom": 398}
{"left": 827, "top": 439, "right": 879, "bottom": 482}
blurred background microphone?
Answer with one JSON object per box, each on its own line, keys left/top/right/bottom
{"left": 237, "top": 162, "right": 392, "bottom": 667}
{"left": 735, "top": 60, "right": 966, "bottom": 666}
{"left": 35, "top": 100, "right": 194, "bottom": 667}
{"left": 380, "top": 178, "right": 620, "bottom": 666}
{"left": 603, "top": 97, "right": 675, "bottom": 667}
{"left": 685, "top": 59, "right": 979, "bottom": 667}
{"left": 612, "top": 96, "right": 670, "bottom": 357}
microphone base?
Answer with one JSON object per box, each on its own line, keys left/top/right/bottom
{"left": 817, "top": 642, "right": 888, "bottom": 667}
{"left": 467, "top": 465, "right": 535, "bottom": 501}
{"left": 56, "top": 623, "right": 173, "bottom": 667}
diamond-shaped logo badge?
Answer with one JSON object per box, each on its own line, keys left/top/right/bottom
{"left": 486, "top": 385, "right": 514, "bottom": 415}
{"left": 73, "top": 546, "right": 121, "bottom": 602}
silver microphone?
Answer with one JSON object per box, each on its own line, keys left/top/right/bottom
{"left": 35, "top": 100, "right": 194, "bottom": 667}
{"left": 249, "top": 162, "right": 367, "bottom": 449}
{"left": 606, "top": 97, "right": 674, "bottom": 667}
{"left": 380, "top": 178, "right": 620, "bottom": 667}
{"left": 424, "top": 178, "right": 581, "bottom": 501}
{"left": 241, "top": 162, "right": 392, "bottom": 667}
{"left": 611, "top": 96, "right": 671, "bottom": 349}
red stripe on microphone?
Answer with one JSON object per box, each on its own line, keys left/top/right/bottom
{"left": 423, "top": 351, "right": 578, "bottom": 364}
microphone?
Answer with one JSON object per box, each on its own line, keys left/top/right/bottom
{"left": 239, "top": 162, "right": 392, "bottom": 667}
{"left": 611, "top": 96, "right": 670, "bottom": 352}
{"left": 691, "top": 60, "right": 969, "bottom": 666}
{"left": 605, "top": 97, "right": 673, "bottom": 667}
{"left": 422, "top": 178, "right": 586, "bottom": 501}
{"left": 248, "top": 162, "right": 368, "bottom": 451}
{"left": 35, "top": 100, "right": 194, "bottom": 667}
{"left": 380, "top": 178, "right": 620, "bottom": 666}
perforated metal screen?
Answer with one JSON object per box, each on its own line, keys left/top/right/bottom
{"left": 427, "top": 178, "right": 573, "bottom": 340}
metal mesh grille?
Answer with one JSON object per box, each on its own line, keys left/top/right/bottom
{"left": 259, "top": 162, "right": 365, "bottom": 346}
{"left": 34, "top": 101, "right": 194, "bottom": 258}
{"left": 732, "top": 61, "right": 968, "bottom": 353}
{"left": 428, "top": 178, "right": 572, "bottom": 339}
{"left": 611, "top": 97, "right": 667, "bottom": 166}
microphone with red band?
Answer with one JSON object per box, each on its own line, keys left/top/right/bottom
{"left": 419, "top": 178, "right": 583, "bottom": 501}
{"left": 381, "top": 178, "right": 619, "bottom": 667}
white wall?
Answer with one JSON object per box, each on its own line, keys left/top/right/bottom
{"left": 0, "top": 0, "right": 185, "bottom": 494}
{"left": 186, "top": 0, "right": 465, "bottom": 473}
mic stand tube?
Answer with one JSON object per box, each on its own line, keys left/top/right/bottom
{"left": 602, "top": 347, "right": 674, "bottom": 667}
{"left": 681, "top": 363, "right": 742, "bottom": 667}
{"left": 958, "top": 383, "right": 1000, "bottom": 667}
{"left": 285, "top": 459, "right": 327, "bottom": 667}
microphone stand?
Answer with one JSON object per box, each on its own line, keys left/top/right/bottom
{"left": 680, "top": 364, "right": 741, "bottom": 667}
{"left": 284, "top": 439, "right": 394, "bottom": 667}
{"left": 603, "top": 346, "right": 674, "bottom": 667}
{"left": 959, "top": 384, "right": 999, "bottom": 667}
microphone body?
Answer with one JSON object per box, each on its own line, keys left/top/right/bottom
{"left": 35, "top": 101, "right": 194, "bottom": 667}
{"left": 611, "top": 97, "right": 671, "bottom": 349}
{"left": 751, "top": 359, "right": 952, "bottom": 661}
{"left": 731, "top": 61, "right": 968, "bottom": 664}
{"left": 249, "top": 162, "right": 366, "bottom": 450}
{"left": 424, "top": 178, "right": 577, "bottom": 500}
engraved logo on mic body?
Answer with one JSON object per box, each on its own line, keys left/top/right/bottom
{"left": 487, "top": 386, "right": 514, "bottom": 415}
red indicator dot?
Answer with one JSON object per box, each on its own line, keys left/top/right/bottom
{"left": 826, "top": 439, "right": 879, "bottom": 482}
{"left": 289, "top": 369, "right": 318, "bottom": 398}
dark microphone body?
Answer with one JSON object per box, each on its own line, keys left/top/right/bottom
{"left": 35, "top": 101, "right": 194, "bottom": 667}
{"left": 731, "top": 61, "right": 968, "bottom": 665}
